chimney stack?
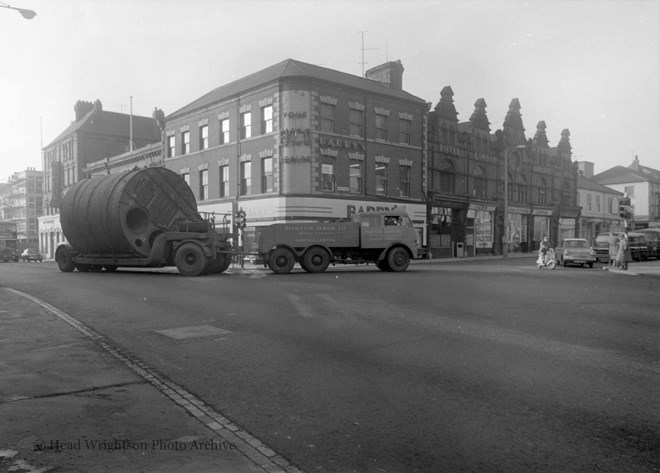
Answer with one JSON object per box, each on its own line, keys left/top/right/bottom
{"left": 365, "top": 60, "right": 404, "bottom": 90}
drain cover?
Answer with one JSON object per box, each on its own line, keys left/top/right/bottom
{"left": 155, "top": 325, "right": 232, "bottom": 340}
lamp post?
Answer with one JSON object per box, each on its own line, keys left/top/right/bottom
{"left": 0, "top": 1, "right": 36, "bottom": 19}
{"left": 503, "top": 144, "right": 526, "bottom": 257}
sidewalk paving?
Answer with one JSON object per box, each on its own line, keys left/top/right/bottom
{"left": 0, "top": 287, "right": 299, "bottom": 473}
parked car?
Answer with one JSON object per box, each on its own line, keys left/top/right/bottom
{"left": 556, "top": 238, "right": 597, "bottom": 268}
{"left": 627, "top": 233, "right": 649, "bottom": 261}
{"left": 592, "top": 232, "right": 623, "bottom": 264}
{"left": 635, "top": 228, "right": 660, "bottom": 259}
{"left": 21, "top": 248, "right": 43, "bottom": 262}
{"left": 1, "top": 247, "right": 19, "bottom": 262}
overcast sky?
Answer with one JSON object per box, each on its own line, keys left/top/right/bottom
{"left": 1, "top": 0, "right": 658, "bottom": 182}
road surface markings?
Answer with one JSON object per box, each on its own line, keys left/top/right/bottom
{"left": 3, "top": 287, "right": 304, "bottom": 473}
{"left": 287, "top": 293, "right": 318, "bottom": 318}
{"left": 155, "top": 324, "right": 232, "bottom": 340}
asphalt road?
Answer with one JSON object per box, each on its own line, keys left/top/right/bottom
{"left": 1, "top": 259, "right": 658, "bottom": 473}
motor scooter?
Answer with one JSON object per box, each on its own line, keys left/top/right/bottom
{"left": 537, "top": 248, "right": 557, "bottom": 270}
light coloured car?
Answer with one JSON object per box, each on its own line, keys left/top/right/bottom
{"left": 556, "top": 238, "right": 597, "bottom": 268}
{"left": 21, "top": 248, "right": 43, "bottom": 262}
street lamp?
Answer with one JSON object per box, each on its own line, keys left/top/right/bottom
{"left": 0, "top": 1, "right": 36, "bottom": 19}
{"left": 503, "top": 144, "right": 526, "bottom": 257}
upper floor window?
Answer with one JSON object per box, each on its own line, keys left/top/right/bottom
{"left": 607, "top": 196, "right": 614, "bottom": 214}
{"left": 399, "top": 119, "right": 412, "bottom": 145}
{"left": 375, "top": 114, "right": 388, "bottom": 141}
{"left": 181, "top": 131, "right": 190, "bottom": 155}
{"left": 349, "top": 109, "right": 364, "bottom": 137}
{"left": 261, "top": 105, "right": 273, "bottom": 134}
{"left": 515, "top": 175, "right": 527, "bottom": 202}
{"left": 199, "top": 125, "right": 208, "bottom": 150}
{"left": 240, "top": 161, "right": 251, "bottom": 195}
{"left": 167, "top": 135, "right": 175, "bottom": 158}
{"left": 375, "top": 163, "right": 388, "bottom": 195}
{"left": 561, "top": 182, "right": 571, "bottom": 206}
{"left": 596, "top": 195, "right": 601, "bottom": 213}
{"left": 262, "top": 157, "right": 273, "bottom": 193}
{"left": 437, "top": 159, "right": 455, "bottom": 194}
{"left": 320, "top": 103, "right": 335, "bottom": 133}
{"left": 473, "top": 166, "right": 487, "bottom": 199}
{"left": 181, "top": 172, "right": 190, "bottom": 187}
{"left": 219, "top": 165, "right": 229, "bottom": 197}
{"left": 199, "top": 169, "right": 208, "bottom": 200}
{"left": 399, "top": 165, "right": 411, "bottom": 197}
{"left": 219, "top": 118, "right": 230, "bottom": 144}
{"left": 240, "top": 112, "right": 252, "bottom": 139}
{"left": 537, "top": 178, "right": 547, "bottom": 205}
{"left": 321, "top": 159, "right": 335, "bottom": 192}
{"left": 350, "top": 159, "right": 363, "bottom": 194}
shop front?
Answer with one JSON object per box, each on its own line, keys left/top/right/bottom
{"left": 505, "top": 205, "right": 531, "bottom": 253}
{"left": 531, "top": 208, "right": 553, "bottom": 252}
{"left": 428, "top": 197, "right": 467, "bottom": 259}
{"left": 467, "top": 203, "right": 496, "bottom": 257}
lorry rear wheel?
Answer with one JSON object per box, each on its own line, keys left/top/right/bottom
{"left": 377, "top": 259, "right": 390, "bottom": 272}
{"left": 175, "top": 242, "right": 209, "bottom": 277}
{"left": 301, "top": 247, "right": 331, "bottom": 273}
{"left": 267, "top": 248, "right": 295, "bottom": 274}
{"left": 387, "top": 247, "right": 410, "bottom": 272}
{"left": 55, "top": 246, "right": 76, "bottom": 272}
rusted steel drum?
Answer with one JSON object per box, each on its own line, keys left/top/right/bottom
{"left": 60, "top": 168, "right": 202, "bottom": 257}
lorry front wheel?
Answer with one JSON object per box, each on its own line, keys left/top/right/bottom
{"left": 387, "top": 247, "right": 410, "bottom": 272}
{"left": 175, "top": 242, "right": 209, "bottom": 277}
{"left": 268, "top": 248, "right": 295, "bottom": 274}
{"left": 55, "top": 246, "right": 76, "bottom": 272}
{"left": 301, "top": 247, "right": 331, "bottom": 273}
{"left": 377, "top": 260, "right": 390, "bottom": 272}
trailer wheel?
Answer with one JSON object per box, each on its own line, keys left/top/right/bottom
{"left": 301, "top": 246, "right": 331, "bottom": 273}
{"left": 267, "top": 248, "right": 295, "bottom": 274}
{"left": 387, "top": 247, "right": 410, "bottom": 272}
{"left": 75, "top": 263, "right": 91, "bottom": 272}
{"left": 104, "top": 265, "right": 118, "bottom": 272}
{"left": 218, "top": 253, "right": 232, "bottom": 273}
{"left": 175, "top": 242, "right": 209, "bottom": 277}
{"left": 55, "top": 246, "right": 76, "bottom": 272}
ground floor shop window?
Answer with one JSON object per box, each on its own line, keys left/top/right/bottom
{"left": 506, "top": 212, "right": 527, "bottom": 253}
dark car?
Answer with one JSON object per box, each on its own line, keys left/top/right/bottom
{"left": 592, "top": 232, "right": 623, "bottom": 264}
{"left": 1, "top": 247, "right": 19, "bottom": 262}
{"left": 21, "top": 248, "right": 43, "bottom": 262}
{"left": 556, "top": 238, "right": 597, "bottom": 268}
{"left": 635, "top": 228, "right": 660, "bottom": 259}
{"left": 627, "top": 233, "right": 649, "bottom": 262}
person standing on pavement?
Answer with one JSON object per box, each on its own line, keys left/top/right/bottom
{"left": 617, "top": 234, "right": 631, "bottom": 270}
{"left": 609, "top": 233, "right": 619, "bottom": 268}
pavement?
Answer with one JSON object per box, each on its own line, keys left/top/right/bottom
{"left": 3, "top": 254, "right": 659, "bottom": 472}
{"left": 0, "top": 286, "right": 302, "bottom": 473}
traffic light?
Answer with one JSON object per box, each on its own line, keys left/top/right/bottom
{"left": 618, "top": 197, "right": 633, "bottom": 220}
{"left": 235, "top": 209, "right": 247, "bottom": 230}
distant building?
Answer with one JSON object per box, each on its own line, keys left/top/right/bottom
{"left": 39, "top": 99, "right": 161, "bottom": 258}
{"left": 427, "top": 88, "right": 580, "bottom": 257}
{"left": 575, "top": 161, "right": 624, "bottom": 241}
{"left": 592, "top": 156, "right": 660, "bottom": 229}
{"left": 162, "top": 58, "right": 428, "bottom": 250}
{"left": 0, "top": 168, "right": 44, "bottom": 249}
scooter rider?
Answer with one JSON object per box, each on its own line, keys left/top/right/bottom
{"left": 538, "top": 235, "right": 551, "bottom": 266}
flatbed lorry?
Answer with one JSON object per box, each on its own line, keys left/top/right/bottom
{"left": 258, "top": 209, "right": 420, "bottom": 274}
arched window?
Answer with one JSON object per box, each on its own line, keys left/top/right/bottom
{"left": 507, "top": 172, "right": 515, "bottom": 202}
{"left": 537, "top": 178, "right": 547, "bottom": 205}
{"left": 473, "top": 166, "right": 487, "bottom": 199}
{"left": 439, "top": 159, "right": 456, "bottom": 194}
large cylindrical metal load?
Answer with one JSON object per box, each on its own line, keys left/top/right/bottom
{"left": 60, "top": 167, "right": 203, "bottom": 257}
